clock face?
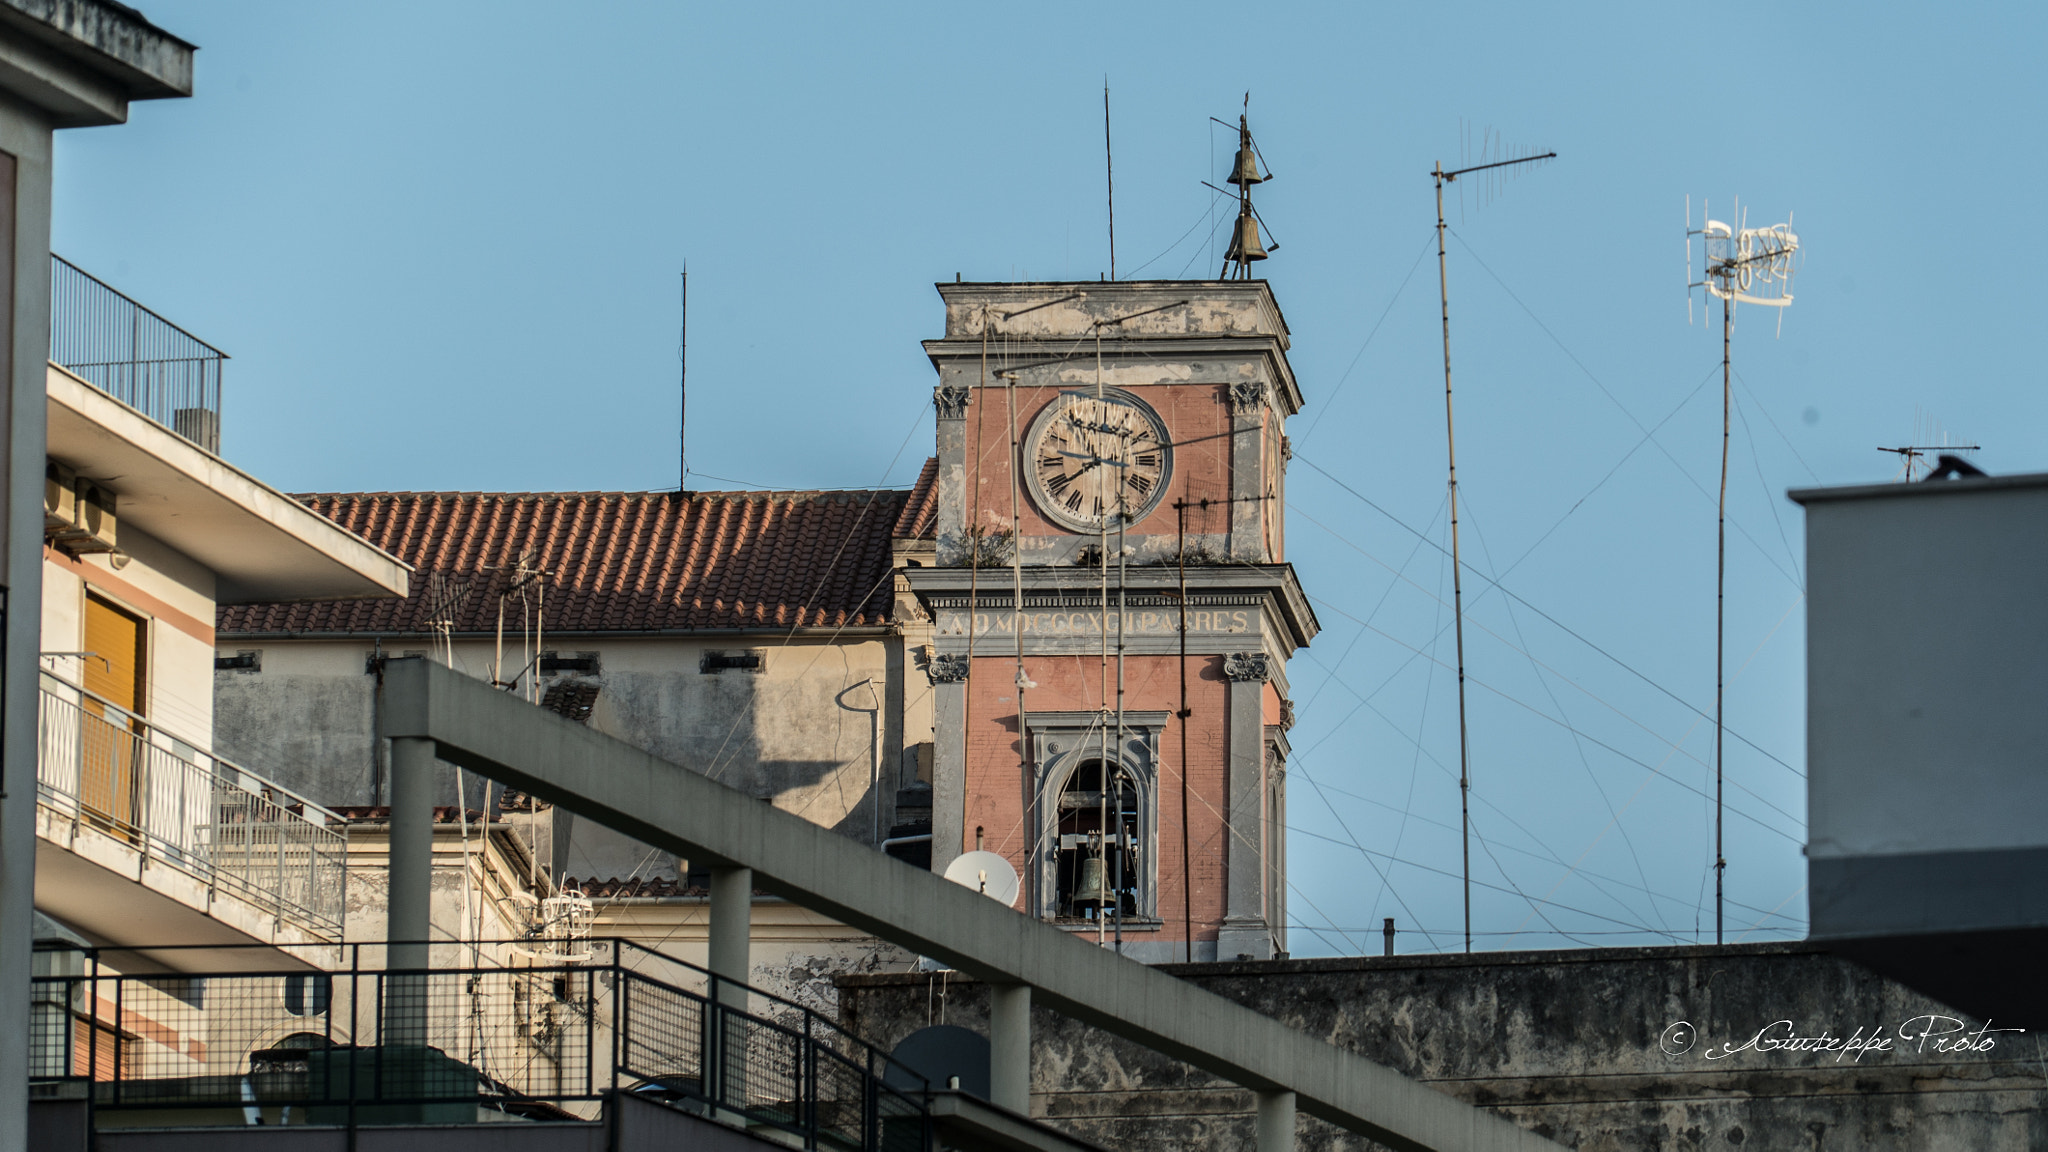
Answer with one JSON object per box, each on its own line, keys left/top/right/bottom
{"left": 1024, "top": 388, "right": 1172, "bottom": 532}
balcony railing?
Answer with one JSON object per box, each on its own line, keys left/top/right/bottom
{"left": 36, "top": 676, "right": 346, "bottom": 939}
{"left": 30, "top": 939, "right": 931, "bottom": 1150}
{"left": 49, "top": 254, "right": 227, "bottom": 454}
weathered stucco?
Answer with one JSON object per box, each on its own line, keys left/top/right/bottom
{"left": 837, "top": 942, "right": 2048, "bottom": 1151}
{"left": 214, "top": 633, "right": 931, "bottom": 866}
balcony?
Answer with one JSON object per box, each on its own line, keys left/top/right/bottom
{"left": 36, "top": 675, "right": 347, "bottom": 953}
{"left": 29, "top": 939, "right": 932, "bottom": 1150}
{"left": 49, "top": 254, "right": 226, "bottom": 455}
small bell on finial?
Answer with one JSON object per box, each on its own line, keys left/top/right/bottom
{"left": 1227, "top": 115, "right": 1265, "bottom": 186}
{"left": 1225, "top": 206, "right": 1269, "bottom": 265}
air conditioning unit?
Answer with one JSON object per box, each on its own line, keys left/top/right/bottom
{"left": 44, "top": 459, "right": 76, "bottom": 534}
{"left": 68, "top": 477, "right": 117, "bottom": 553}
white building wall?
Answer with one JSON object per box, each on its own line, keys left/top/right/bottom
{"left": 40, "top": 522, "right": 217, "bottom": 749}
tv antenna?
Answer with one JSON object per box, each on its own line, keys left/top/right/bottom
{"left": 1212, "top": 95, "right": 1276, "bottom": 279}
{"left": 1878, "top": 409, "right": 1978, "bottom": 481}
{"left": 423, "top": 572, "right": 472, "bottom": 667}
{"left": 487, "top": 549, "right": 549, "bottom": 701}
{"left": 1687, "top": 197, "right": 1799, "bottom": 944}
{"left": 1431, "top": 138, "right": 1556, "bottom": 954}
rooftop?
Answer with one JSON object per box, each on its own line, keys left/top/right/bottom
{"left": 219, "top": 464, "right": 940, "bottom": 637}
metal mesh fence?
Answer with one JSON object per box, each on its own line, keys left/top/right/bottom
{"left": 29, "top": 941, "right": 929, "bottom": 1148}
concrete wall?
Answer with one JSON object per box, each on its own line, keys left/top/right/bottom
{"left": 838, "top": 942, "right": 2048, "bottom": 1151}
{"left": 1796, "top": 476, "right": 2048, "bottom": 913}
{"left": 1792, "top": 474, "right": 2048, "bottom": 1026}
{"left": 216, "top": 631, "right": 934, "bottom": 1009}
{"left": 215, "top": 632, "right": 933, "bottom": 867}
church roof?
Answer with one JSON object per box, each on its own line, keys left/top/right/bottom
{"left": 217, "top": 462, "right": 938, "bottom": 637}
{"left": 892, "top": 457, "right": 939, "bottom": 541}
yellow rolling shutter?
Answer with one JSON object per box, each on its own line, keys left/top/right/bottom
{"left": 83, "top": 593, "right": 145, "bottom": 714}
{"left": 80, "top": 594, "right": 146, "bottom": 837}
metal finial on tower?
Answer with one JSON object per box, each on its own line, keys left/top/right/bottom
{"left": 1213, "top": 99, "right": 1275, "bottom": 279}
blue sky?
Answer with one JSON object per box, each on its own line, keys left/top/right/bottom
{"left": 55, "top": 1, "right": 2048, "bottom": 954}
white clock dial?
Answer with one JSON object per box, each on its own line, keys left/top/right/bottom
{"left": 1024, "top": 388, "right": 1172, "bottom": 532}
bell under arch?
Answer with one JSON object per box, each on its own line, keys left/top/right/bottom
{"left": 1026, "top": 712, "right": 1167, "bottom": 926}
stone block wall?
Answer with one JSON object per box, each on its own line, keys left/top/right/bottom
{"left": 837, "top": 942, "right": 2047, "bottom": 1151}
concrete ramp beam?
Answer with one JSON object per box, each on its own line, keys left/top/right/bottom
{"left": 378, "top": 657, "right": 1562, "bottom": 1152}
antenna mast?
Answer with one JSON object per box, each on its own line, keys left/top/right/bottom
{"left": 1432, "top": 142, "right": 1555, "bottom": 954}
{"left": 1104, "top": 80, "right": 1116, "bottom": 280}
{"left": 1687, "top": 198, "right": 1799, "bottom": 944}
{"left": 1879, "top": 412, "right": 1978, "bottom": 481}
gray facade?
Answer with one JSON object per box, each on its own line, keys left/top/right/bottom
{"left": 1791, "top": 471, "right": 2048, "bottom": 1027}
{"left": 215, "top": 631, "right": 925, "bottom": 883}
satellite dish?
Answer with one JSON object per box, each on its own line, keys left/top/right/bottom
{"left": 943, "top": 851, "right": 1020, "bottom": 908}
{"left": 887, "top": 1025, "right": 990, "bottom": 1099}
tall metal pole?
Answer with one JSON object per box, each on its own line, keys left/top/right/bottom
{"left": 1097, "top": 330, "right": 1111, "bottom": 945}
{"left": 1716, "top": 293, "right": 1729, "bottom": 945}
{"left": 1434, "top": 164, "right": 1475, "bottom": 955}
{"left": 1177, "top": 500, "right": 1193, "bottom": 962}
{"left": 1007, "top": 372, "right": 1032, "bottom": 914}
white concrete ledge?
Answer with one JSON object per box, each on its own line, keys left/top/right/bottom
{"left": 48, "top": 365, "right": 412, "bottom": 604}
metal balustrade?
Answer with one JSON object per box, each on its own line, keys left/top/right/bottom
{"left": 29, "top": 940, "right": 931, "bottom": 1151}
{"left": 50, "top": 254, "right": 227, "bottom": 454}
{"left": 36, "top": 676, "right": 347, "bottom": 938}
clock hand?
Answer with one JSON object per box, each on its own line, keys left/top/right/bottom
{"left": 1058, "top": 450, "right": 1127, "bottom": 469}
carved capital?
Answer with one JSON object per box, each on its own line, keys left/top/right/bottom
{"left": 1278, "top": 696, "right": 1296, "bottom": 731}
{"left": 926, "top": 653, "right": 971, "bottom": 684}
{"left": 934, "top": 384, "right": 971, "bottom": 421}
{"left": 1229, "top": 379, "right": 1268, "bottom": 416}
{"left": 1222, "top": 651, "right": 1270, "bottom": 682}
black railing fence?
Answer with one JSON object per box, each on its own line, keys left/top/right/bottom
{"left": 30, "top": 939, "right": 928, "bottom": 1151}
{"left": 49, "top": 254, "right": 227, "bottom": 454}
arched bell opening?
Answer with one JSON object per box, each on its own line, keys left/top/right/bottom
{"left": 1052, "top": 758, "right": 1141, "bottom": 921}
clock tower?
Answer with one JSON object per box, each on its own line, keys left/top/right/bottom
{"left": 906, "top": 280, "right": 1315, "bottom": 963}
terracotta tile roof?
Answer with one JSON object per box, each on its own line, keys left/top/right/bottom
{"left": 541, "top": 680, "right": 600, "bottom": 724}
{"left": 563, "top": 876, "right": 708, "bottom": 899}
{"left": 327, "top": 805, "right": 496, "bottom": 824}
{"left": 892, "top": 458, "right": 938, "bottom": 541}
{"left": 217, "top": 472, "right": 936, "bottom": 636}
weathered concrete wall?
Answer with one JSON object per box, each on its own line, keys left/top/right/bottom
{"left": 837, "top": 942, "right": 2048, "bottom": 1151}
{"left": 214, "top": 633, "right": 931, "bottom": 856}
{"left": 214, "top": 639, "right": 377, "bottom": 800}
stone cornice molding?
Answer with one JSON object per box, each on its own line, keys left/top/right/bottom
{"left": 921, "top": 334, "right": 1303, "bottom": 417}
{"left": 904, "top": 562, "right": 1318, "bottom": 649}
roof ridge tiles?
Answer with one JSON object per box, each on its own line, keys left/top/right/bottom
{"left": 222, "top": 487, "right": 911, "bottom": 635}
